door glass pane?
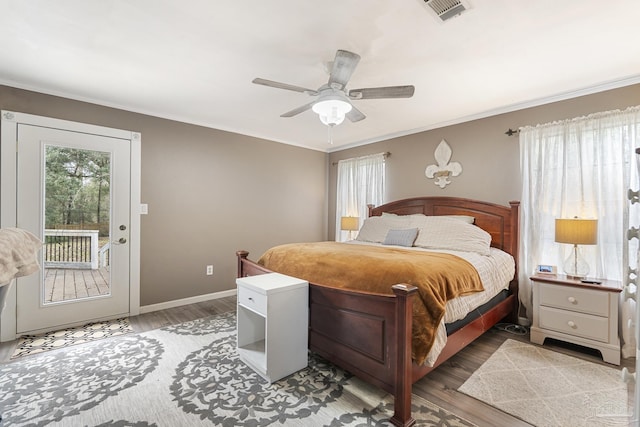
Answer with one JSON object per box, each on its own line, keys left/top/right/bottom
{"left": 43, "top": 145, "right": 111, "bottom": 304}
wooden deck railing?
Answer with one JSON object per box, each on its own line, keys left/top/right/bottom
{"left": 44, "top": 229, "right": 100, "bottom": 270}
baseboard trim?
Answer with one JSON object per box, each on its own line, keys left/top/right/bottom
{"left": 139, "top": 289, "right": 237, "bottom": 314}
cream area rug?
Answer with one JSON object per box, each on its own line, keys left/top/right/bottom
{"left": 11, "top": 317, "right": 132, "bottom": 359}
{"left": 459, "top": 339, "right": 634, "bottom": 427}
{"left": 0, "top": 311, "right": 477, "bottom": 426}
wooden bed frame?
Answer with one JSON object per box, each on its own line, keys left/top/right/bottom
{"left": 236, "top": 196, "right": 520, "bottom": 426}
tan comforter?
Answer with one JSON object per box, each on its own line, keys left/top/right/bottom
{"left": 258, "top": 241, "right": 484, "bottom": 365}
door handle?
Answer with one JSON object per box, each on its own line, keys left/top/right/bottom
{"left": 113, "top": 237, "right": 127, "bottom": 245}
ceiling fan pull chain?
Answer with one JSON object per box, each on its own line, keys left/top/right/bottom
{"left": 328, "top": 124, "right": 334, "bottom": 144}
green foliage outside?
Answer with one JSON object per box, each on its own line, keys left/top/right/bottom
{"left": 45, "top": 146, "right": 111, "bottom": 237}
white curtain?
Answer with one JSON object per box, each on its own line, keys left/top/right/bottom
{"left": 335, "top": 152, "right": 386, "bottom": 241}
{"left": 519, "top": 105, "right": 640, "bottom": 358}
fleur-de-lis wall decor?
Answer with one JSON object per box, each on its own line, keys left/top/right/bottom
{"left": 425, "top": 139, "right": 462, "bottom": 188}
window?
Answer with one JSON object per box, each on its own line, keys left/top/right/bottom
{"left": 519, "top": 105, "right": 640, "bottom": 357}
{"left": 335, "top": 153, "right": 386, "bottom": 241}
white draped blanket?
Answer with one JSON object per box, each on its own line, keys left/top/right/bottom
{"left": 0, "top": 227, "right": 42, "bottom": 285}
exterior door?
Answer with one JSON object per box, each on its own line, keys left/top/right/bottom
{"left": 15, "top": 124, "right": 131, "bottom": 333}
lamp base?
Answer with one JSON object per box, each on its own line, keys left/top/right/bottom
{"left": 562, "top": 244, "right": 590, "bottom": 279}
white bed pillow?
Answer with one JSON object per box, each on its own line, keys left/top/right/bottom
{"left": 356, "top": 215, "right": 411, "bottom": 243}
{"left": 357, "top": 213, "right": 476, "bottom": 244}
{"left": 441, "top": 215, "right": 475, "bottom": 224}
{"left": 381, "top": 212, "right": 426, "bottom": 219}
{"left": 412, "top": 216, "right": 491, "bottom": 255}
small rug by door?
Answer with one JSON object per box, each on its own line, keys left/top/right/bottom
{"left": 0, "top": 311, "right": 477, "bottom": 426}
{"left": 458, "top": 339, "right": 633, "bottom": 427}
{"left": 10, "top": 317, "right": 132, "bottom": 359}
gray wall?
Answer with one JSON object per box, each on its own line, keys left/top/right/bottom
{"left": 327, "top": 84, "right": 640, "bottom": 240}
{"left": 0, "top": 85, "right": 328, "bottom": 306}
{"left": 3, "top": 82, "right": 639, "bottom": 305}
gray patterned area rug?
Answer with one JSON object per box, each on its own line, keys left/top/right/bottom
{"left": 459, "top": 339, "right": 633, "bottom": 427}
{"left": 0, "top": 311, "right": 477, "bottom": 426}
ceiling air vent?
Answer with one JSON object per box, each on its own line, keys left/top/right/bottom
{"left": 423, "top": 0, "right": 468, "bottom": 21}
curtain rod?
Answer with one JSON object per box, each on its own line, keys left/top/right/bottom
{"left": 332, "top": 151, "right": 391, "bottom": 166}
{"left": 505, "top": 128, "right": 519, "bottom": 136}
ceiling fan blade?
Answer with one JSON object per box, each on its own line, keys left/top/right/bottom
{"left": 280, "top": 101, "right": 316, "bottom": 118}
{"left": 346, "top": 105, "right": 366, "bottom": 122}
{"left": 328, "top": 50, "right": 361, "bottom": 90}
{"left": 349, "top": 85, "right": 415, "bottom": 99}
{"left": 252, "top": 78, "right": 318, "bottom": 95}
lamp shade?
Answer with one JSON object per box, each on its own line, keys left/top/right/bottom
{"left": 340, "top": 216, "right": 359, "bottom": 231}
{"left": 555, "top": 218, "right": 598, "bottom": 245}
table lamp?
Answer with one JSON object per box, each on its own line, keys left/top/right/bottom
{"left": 340, "top": 216, "right": 359, "bottom": 240}
{"left": 554, "top": 217, "right": 598, "bottom": 278}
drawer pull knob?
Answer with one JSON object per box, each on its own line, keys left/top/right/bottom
{"left": 567, "top": 320, "right": 577, "bottom": 328}
{"left": 567, "top": 296, "right": 577, "bottom": 304}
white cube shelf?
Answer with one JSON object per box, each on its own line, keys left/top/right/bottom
{"left": 236, "top": 272, "right": 309, "bottom": 383}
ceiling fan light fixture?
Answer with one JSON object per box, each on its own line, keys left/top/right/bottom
{"left": 312, "top": 98, "right": 352, "bottom": 126}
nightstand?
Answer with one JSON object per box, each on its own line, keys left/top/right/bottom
{"left": 236, "top": 272, "right": 309, "bottom": 382}
{"left": 530, "top": 274, "right": 621, "bottom": 365}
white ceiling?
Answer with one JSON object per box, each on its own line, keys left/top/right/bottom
{"left": 1, "top": 1, "right": 639, "bottom": 152}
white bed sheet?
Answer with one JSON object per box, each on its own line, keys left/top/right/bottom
{"left": 345, "top": 241, "right": 515, "bottom": 365}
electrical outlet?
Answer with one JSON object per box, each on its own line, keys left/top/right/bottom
{"left": 206, "top": 265, "right": 213, "bottom": 275}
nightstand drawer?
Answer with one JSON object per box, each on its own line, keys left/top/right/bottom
{"left": 238, "top": 286, "right": 267, "bottom": 316}
{"left": 539, "top": 306, "right": 609, "bottom": 342}
{"left": 538, "top": 283, "right": 608, "bottom": 316}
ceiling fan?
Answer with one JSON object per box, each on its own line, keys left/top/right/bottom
{"left": 252, "top": 49, "right": 415, "bottom": 130}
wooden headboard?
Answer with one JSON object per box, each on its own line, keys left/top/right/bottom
{"left": 368, "top": 196, "right": 520, "bottom": 259}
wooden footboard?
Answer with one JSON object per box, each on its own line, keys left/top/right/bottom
{"left": 236, "top": 196, "right": 520, "bottom": 427}
{"left": 238, "top": 251, "right": 516, "bottom": 426}
{"left": 237, "top": 250, "right": 419, "bottom": 426}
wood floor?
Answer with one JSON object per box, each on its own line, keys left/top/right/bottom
{"left": 44, "top": 266, "right": 110, "bottom": 302}
{"left": 0, "top": 295, "right": 633, "bottom": 427}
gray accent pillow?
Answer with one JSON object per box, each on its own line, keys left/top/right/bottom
{"left": 383, "top": 228, "right": 419, "bottom": 247}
